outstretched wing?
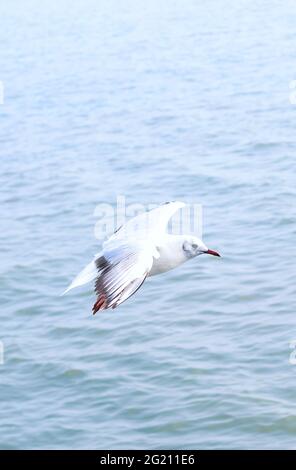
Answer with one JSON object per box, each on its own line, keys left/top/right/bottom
{"left": 61, "top": 256, "right": 100, "bottom": 295}
{"left": 105, "top": 201, "right": 185, "bottom": 248}
{"left": 92, "top": 242, "right": 154, "bottom": 313}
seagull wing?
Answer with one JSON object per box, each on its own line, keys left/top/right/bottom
{"left": 92, "top": 240, "right": 155, "bottom": 313}
{"left": 105, "top": 201, "right": 185, "bottom": 248}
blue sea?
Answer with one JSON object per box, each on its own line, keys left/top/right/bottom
{"left": 1, "top": 0, "right": 296, "bottom": 449}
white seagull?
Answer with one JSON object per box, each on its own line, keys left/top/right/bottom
{"left": 63, "top": 201, "right": 220, "bottom": 314}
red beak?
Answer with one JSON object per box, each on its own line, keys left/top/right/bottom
{"left": 206, "top": 249, "right": 221, "bottom": 257}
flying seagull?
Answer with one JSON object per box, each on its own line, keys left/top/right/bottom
{"left": 63, "top": 201, "right": 220, "bottom": 314}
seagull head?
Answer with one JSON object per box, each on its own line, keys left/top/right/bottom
{"left": 182, "top": 236, "right": 220, "bottom": 258}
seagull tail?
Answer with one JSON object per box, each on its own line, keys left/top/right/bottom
{"left": 61, "top": 257, "right": 99, "bottom": 296}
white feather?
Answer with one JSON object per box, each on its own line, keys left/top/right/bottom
{"left": 61, "top": 255, "right": 100, "bottom": 295}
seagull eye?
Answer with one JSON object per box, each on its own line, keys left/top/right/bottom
{"left": 192, "top": 243, "right": 198, "bottom": 249}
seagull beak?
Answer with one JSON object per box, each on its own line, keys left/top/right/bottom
{"left": 206, "top": 249, "right": 221, "bottom": 257}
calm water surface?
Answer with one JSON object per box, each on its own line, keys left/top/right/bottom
{"left": 0, "top": 0, "right": 296, "bottom": 449}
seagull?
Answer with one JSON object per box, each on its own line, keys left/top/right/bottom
{"left": 63, "top": 201, "right": 220, "bottom": 314}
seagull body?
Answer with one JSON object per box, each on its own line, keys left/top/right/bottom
{"left": 63, "top": 202, "right": 220, "bottom": 314}
{"left": 149, "top": 235, "right": 190, "bottom": 276}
